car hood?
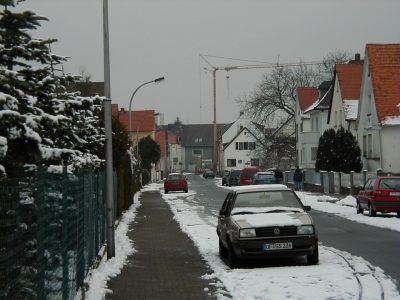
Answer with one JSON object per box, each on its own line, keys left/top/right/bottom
{"left": 231, "top": 211, "right": 312, "bottom": 228}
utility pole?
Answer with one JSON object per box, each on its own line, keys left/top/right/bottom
{"left": 103, "top": 0, "right": 115, "bottom": 259}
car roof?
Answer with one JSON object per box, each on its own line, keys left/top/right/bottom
{"left": 168, "top": 173, "right": 183, "bottom": 176}
{"left": 228, "top": 184, "right": 290, "bottom": 194}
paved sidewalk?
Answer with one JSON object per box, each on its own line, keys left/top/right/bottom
{"left": 105, "top": 190, "right": 226, "bottom": 300}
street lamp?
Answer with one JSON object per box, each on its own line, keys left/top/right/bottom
{"left": 128, "top": 77, "right": 165, "bottom": 143}
{"left": 136, "top": 113, "right": 160, "bottom": 155}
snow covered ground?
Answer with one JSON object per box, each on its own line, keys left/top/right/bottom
{"left": 79, "top": 179, "right": 400, "bottom": 300}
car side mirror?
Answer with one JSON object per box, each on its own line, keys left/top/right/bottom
{"left": 357, "top": 185, "right": 364, "bottom": 190}
{"left": 305, "top": 205, "right": 311, "bottom": 211}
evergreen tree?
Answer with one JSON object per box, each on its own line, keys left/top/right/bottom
{"left": 0, "top": 8, "right": 104, "bottom": 177}
{"left": 138, "top": 135, "right": 161, "bottom": 173}
{"left": 316, "top": 127, "right": 362, "bottom": 173}
{"left": 315, "top": 128, "right": 336, "bottom": 172}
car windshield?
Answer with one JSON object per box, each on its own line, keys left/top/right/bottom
{"left": 168, "top": 175, "right": 184, "bottom": 180}
{"left": 231, "top": 170, "right": 241, "bottom": 176}
{"left": 231, "top": 190, "right": 304, "bottom": 215}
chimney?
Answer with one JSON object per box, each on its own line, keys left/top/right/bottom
{"left": 120, "top": 107, "right": 125, "bottom": 113}
{"left": 355, "top": 53, "right": 361, "bottom": 62}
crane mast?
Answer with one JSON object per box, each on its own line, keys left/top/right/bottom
{"left": 199, "top": 54, "right": 322, "bottom": 174}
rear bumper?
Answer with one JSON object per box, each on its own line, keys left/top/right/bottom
{"left": 372, "top": 200, "right": 400, "bottom": 212}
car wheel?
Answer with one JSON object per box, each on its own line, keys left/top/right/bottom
{"left": 368, "top": 203, "right": 376, "bottom": 217}
{"left": 397, "top": 212, "right": 400, "bottom": 218}
{"left": 219, "top": 238, "right": 228, "bottom": 258}
{"left": 307, "top": 244, "right": 319, "bottom": 265}
{"left": 184, "top": 189, "right": 188, "bottom": 193}
{"left": 227, "top": 238, "right": 238, "bottom": 269}
{"left": 164, "top": 189, "right": 168, "bottom": 194}
{"left": 356, "top": 201, "right": 363, "bottom": 215}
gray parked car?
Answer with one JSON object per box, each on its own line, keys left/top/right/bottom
{"left": 216, "top": 185, "right": 319, "bottom": 268}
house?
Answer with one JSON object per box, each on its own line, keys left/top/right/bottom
{"left": 267, "top": 116, "right": 296, "bottom": 170}
{"left": 295, "top": 85, "right": 327, "bottom": 170}
{"left": 219, "top": 113, "right": 266, "bottom": 171}
{"left": 356, "top": 44, "right": 400, "bottom": 174}
{"left": 327, "top": 59, "right": 364, "bottom": 136}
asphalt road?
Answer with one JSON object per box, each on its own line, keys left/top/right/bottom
{"left": 186, "top": 173, "right": 400, "bottom": 292}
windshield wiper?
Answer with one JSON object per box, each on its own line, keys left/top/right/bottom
{"left": 383, "top": 182, "right": 395, "bottom": 189}
{"left": 231, "top": 211, "right": 255, "bottom": 216}
{"left": 263, "top": 209, "right": 302, "bottom": 213}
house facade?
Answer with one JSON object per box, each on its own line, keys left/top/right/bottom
{"left": 327, "top": 62, "right": 363, "bottom": 136}
{"left": 356, "top": 44, "right": 400, "bottom": 174}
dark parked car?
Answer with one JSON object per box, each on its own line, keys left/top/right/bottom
{"left": 204, "top": 170, "right": 215, "bottom": 179}
{"left": 217, "top": 185, "right": 319, "bottom": 268}
{"left": 228, "top": 169, "right": 242, "bottom": 186}
{"left": 222, "top": 170, "right": 230, "bottom": 186}
{"left": 250, "top": 171, "right": 275, "bottom": 185}
{"left": 164, "top": 173, "right": 188, "bottom": 193}
{"left": 356, "top": 176, "right": 400, "bottom": 217}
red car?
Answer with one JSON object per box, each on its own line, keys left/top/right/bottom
{"left": 238, "top": 167, "right": 260, "bottom": 186}
{"left": 164, "top": 173, "right": 188, "bottom": 194}
{"left": 356, "top": 176, "right": 400, "bottom": 217}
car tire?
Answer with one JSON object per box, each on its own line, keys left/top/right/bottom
{"left": 307, "top": 244, "right": 319, "bottom": 265}
{"left": 368, "top": 203, "right": 376, "bottom": 217}
{"left": 227, "top": 238, "right": 238, "bottom": 269}
{"left": 184, "top": 189, "right": 188, "bottom": 193}
{"left": 356, "top": 201, "right": 363, "bottom": 215}
{"left": 397, "top": 212, "right": 400, "bottom": 218}
{"left": 165, "top": 190, "right": 168, "bottom": 194}
{"left": 219, "top": 238, "right": 228, "bottom": 258}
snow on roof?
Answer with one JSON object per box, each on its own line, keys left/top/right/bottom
{"left": 381, "top": 115, "right": 400, "bottom": 125}
{"left": 343, "top": 99, "right": 359, "bottom": 120}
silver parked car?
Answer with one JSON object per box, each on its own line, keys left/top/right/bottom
{"left": 216, "top": 185, "right": 319, "bottom": 268}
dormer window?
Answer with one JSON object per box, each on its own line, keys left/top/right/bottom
{"left": 195, "top": 138, "right": 202, "bottom": 143}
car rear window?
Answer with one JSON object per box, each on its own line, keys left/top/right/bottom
{"left": 230, "top": 170, "right": 241, "bottom": 176}
{"left": 168, "top": 175, "right": 184, "bottom": 180}
{"left": 378, "top": 179, "right": 400, "bottom": 189}
{"left": 258, "top": 173, "right": 274, "bottom": 179}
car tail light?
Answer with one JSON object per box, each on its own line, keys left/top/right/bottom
{"left": 255, "top": 179, "right": 259, "bottom": 183}
{"left": 374, "top": 190, "right": 382, "bottom": 196}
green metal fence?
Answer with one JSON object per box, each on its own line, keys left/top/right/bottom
{"left": 0, "top": 166, "right": 116, "bottom": 299}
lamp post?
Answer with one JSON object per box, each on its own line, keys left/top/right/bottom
{"left": 136, "top": 113, "right": 160, "bottom": 155}
{"left": 128, "top": 77, "right": 164, "bottom": 144}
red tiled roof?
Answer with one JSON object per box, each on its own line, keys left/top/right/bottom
{"left": 336, "top": 63, "right": 363, "bottom": 100}
{"left": 367, "top": 44, "right": 400, "bottom": 122}
{"left": 297, "top": 87, "right": 318, "bottom": 111}
{"left": 118, "top": 110, "right": 156, "bottom": 132}
{"left": 111, "top": 104, "right": 119, "bottom": 116}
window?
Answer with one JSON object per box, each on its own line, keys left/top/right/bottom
{"left": 227, "top": 159, "right": 236, "bottom": 167}
{"left": 249, "top": 142, "right": 256, "bottom": 150}
{"left": 367, "top": 134, "right": 372, "bottom": 158}
{"left": 316, "top": 117, "right": 319, "bottom": 131}
{"left": 301, "top": 147, "right": 305, "bottom": 163}
{"left": 193, "top": 149, "right": 202, "bottom": 156}
{"left": 251, "top": 159, "right": 259, "bottom": 166}
{"left": 334, "top": 111, "right": 337, "bottom": 127}
{"left": 311, "top": 118, "right": 314, "bottom": 131}
{"left": 339, "top": 111, "right": 342, "bottom": 126}
{"left": 363, "top": 135, "right": 367, "bottom": 156}
{"left": 235, "top": 142, "right": 255, "bottom": 150}
{"left": 311, "top": 147, "right": 317, "bottom": 161}
{"left": 195, "top": 138, "right": 202, "bottom": 143}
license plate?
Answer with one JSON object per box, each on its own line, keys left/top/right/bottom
{"left": 263, "top": 242, "right": 293, "bottom": 251}
{"left": 390, "top": 192, "right": 400, "bottom": 196}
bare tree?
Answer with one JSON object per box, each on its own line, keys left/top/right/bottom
{"left": 319, "top": 50, "right": 353, "bottom": 80}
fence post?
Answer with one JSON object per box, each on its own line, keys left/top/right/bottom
{"left": 36, "top": 166, "right": 46, "bottom": 299}
{"left": 350, "top": 171, "right": 355, "bottom": 195}
{"left": 320, "top": 172, "right": 324, "bottom": 194}
{"left": 363, "top": 170, "right": 367, "bottom": 185}
{"left": 61, "top": 166, "right": 69, "bottom": 299}
{"left": 329, "top": 171, "right": 334, "bottom": 194}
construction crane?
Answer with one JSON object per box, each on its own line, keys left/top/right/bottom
{"left": 199, "top": 54, "right": 322, "bottom": 174}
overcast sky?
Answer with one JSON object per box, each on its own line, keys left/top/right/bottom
{"left": 12, "top": 0, "right": 400, "bottom": 125}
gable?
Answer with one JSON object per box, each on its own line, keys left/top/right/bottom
{"left": 367, "top": 44, "right": 400, "bottom": 124}
{"left": 297, "top": 87, "right": 318, "bottom": 111}
{"left": 336, "top": 64, "right": 363, "bottom": 100}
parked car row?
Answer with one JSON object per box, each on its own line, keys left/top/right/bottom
{"left": 221, "top": 168, "right": 278, "bottom": 187}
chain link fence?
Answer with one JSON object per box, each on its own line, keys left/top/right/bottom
{"left": 1, "top": 166, "right": 115, "bottom": 299}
